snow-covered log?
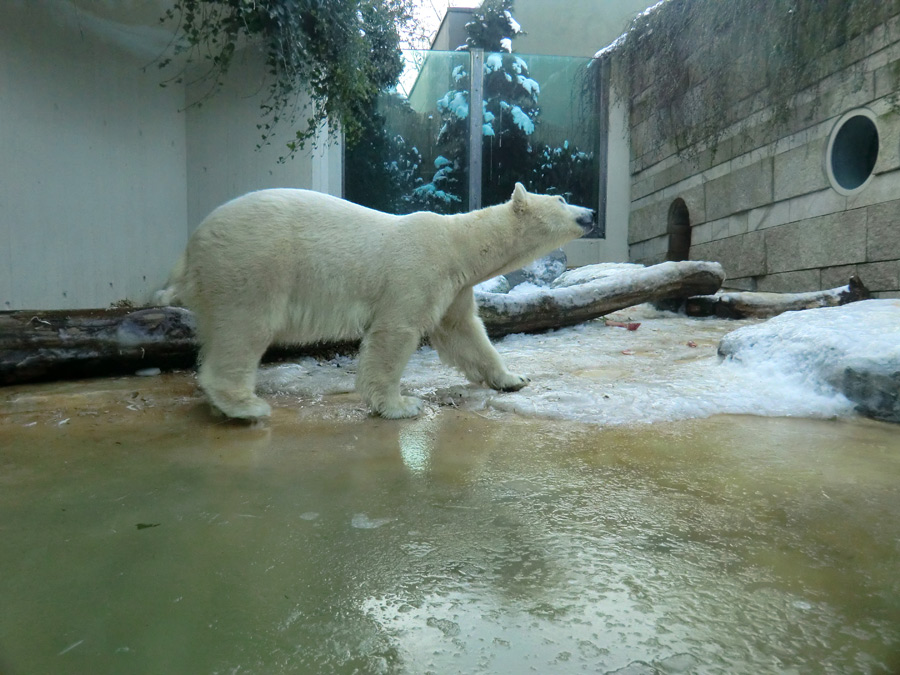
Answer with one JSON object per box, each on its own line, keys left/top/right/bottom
{"left": 476, "top": 260, "right": 726, "bottom": 336}
{"left": 685, "top": 275, "right": 870, "bottom": 319}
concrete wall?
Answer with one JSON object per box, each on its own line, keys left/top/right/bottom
{"left": 623, "top": 3, "right": 900, "bottom": 298}
{"left": 1, "top": 1, "right": 342, "bottom": 310}
{"left": 563, "top": 77, "right": 631, "bottom": 267}
{"left": 430, "top": 7, "right": 474, "bottom": 51}
{"left": 512, "top": 0, "right": 656, "bottom": 59}
{"left": 185, "top": 52, "right": 343, "bottom": 230}
{"left": 0, "top": 1, "right": 187, "bottom": 310}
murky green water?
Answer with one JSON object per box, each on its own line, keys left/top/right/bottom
{"left": 1, "top": 382, "right": 899, "bottom": 674}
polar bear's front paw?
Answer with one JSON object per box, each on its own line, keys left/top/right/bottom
{"left": 489, "top": 372, "right": 531, "bottom": 392}
{"left": 376, "top": 395, "right": 425, "bottom": 419}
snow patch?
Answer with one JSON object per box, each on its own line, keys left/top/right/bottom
{"left": 517, "top": 76, "right": 540, "bottom": 99}
{"left": 592, "top": 0, "right": 670, "bottom": 60}
{"left": 504, "top": 10, "right": 522, "bottom": 35}
{"left": 485, "top": 53, "right": 504, "bottom": 72}
{"left": 509, "top": 105, "right": 534, "bottom": 134}
{"left": 437, "top": 91, "right": 468, "bottom": 120}
{"left": 552, "top": 263, "right": 645, "bottom": 289}
{"left": 258, "top": 299, "right": 877, "bottom": 427}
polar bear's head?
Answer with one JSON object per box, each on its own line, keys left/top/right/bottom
{"left": 510, "top": 182, "right": 595, "bottom": 250}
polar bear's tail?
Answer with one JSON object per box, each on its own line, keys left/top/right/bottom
{"left": 153, "top": 252, "right": 187, "bottom": 306}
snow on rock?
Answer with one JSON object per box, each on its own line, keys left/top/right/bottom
{"left": 505, "top": 249, "right": 567, "bottom": 288}
{"left": 718, "top": 300, "right": 900, "bottom": 423}
{"left": 475, "top": 275, "right": 510, "bottom": 294}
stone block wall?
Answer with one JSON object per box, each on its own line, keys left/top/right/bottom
{"left": 621, "top": 2, "right": 900, "bottom": 298}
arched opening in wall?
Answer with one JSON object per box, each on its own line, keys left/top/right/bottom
{"left": 666, "top": 198, "right": 691, "bottom": 261}
{"left": 826, "top": 109, "right": 879, "bottom": 195}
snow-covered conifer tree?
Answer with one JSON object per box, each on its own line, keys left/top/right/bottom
{"left": 411, "top": 0, "right": 540, "bottom": 211}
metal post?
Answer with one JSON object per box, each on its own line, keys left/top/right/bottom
{"left": 468, "top": 48, "right": 484, "bottom": 212}
{"left": 595, "top": 58, "right": 610, "bottom": 239}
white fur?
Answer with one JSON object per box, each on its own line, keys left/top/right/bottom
{"left": 162, "top": 183, "right": 593, "bottom": 419}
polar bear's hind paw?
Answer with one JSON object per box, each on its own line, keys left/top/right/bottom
{"left": 491, "top": 372, "right": 531, "bottom": 392}
{"left": 205, "top": 389, "right": 273, "bottom": 420}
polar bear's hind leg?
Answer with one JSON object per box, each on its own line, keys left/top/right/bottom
{"left": 196, "top": 318, "right": 273, "bottom": 420}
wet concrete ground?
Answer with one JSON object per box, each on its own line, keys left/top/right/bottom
{"left": 2, "top": 374, "right": 899, "bottom": 674}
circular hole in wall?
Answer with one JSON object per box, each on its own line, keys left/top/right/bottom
{"left": 826, "top": 109, "right": 879, "bottom": 195}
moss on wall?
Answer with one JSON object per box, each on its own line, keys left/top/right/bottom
{"left": 609, "top": 0, "right": 900, "bottom": 162}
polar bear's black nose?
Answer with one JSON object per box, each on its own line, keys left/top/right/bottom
{"left": 577, "top": 209, "right": 595, "bottom": 235}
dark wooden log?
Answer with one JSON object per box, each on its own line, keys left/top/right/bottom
{"left": 1, "top": 261, "right": 726, "bottom": 386}
{"left": 0, "top": 307, "right": 199, "bottom": 386}
{"left": 0, "top": 307, "right": 358, "bottom": 386}
{"left": 684, "top": 275, "right": 870, "bottom": 319}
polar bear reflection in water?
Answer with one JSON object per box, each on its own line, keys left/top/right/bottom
{"left": 159, "top": 183, "right": 594, "bottom": 420}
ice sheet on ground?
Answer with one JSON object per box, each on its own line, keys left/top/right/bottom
{"left": 258, "top": 301, "right": 873, "bottom": 426}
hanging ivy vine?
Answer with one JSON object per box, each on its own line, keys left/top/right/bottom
{"left": 158, "top": 0, "right": 416, "bottom": 157}
{"left": 604, "top": 0, "right": 900, "bottom": 161}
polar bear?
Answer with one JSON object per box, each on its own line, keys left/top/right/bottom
{"left": 160, "top": 183, "right": 594, "bottom": 420}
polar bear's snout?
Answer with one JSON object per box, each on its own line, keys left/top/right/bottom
{"left": 575, "top": 207, "right": 596, "bottom": 235}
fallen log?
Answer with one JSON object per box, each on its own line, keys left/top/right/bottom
{"left": 0, "top": 307, "right": 198, "bottom": 386}
{"left": 0, "top": 307, "right": 359, "bottom": 386}
{"left": 0, "top": 260, "right": 725, "bottom": 386}
{"left": 477, "top": 260, "right": 725, "bottom": 336}
{"left": 684, "top": 275, "right": 870, "bottom": 319}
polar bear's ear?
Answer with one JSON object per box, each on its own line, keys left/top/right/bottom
{"left": 512, "top": 182, "right": 528, "bottom": 209}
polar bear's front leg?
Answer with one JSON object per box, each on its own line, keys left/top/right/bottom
{"left": 356, "top": 325, "right": 424, "bottom": 419}
{"left": 430, "top": 289, "right": 530, "bottom": 392}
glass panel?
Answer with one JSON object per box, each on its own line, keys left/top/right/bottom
{"left": 345, "top": 50, "right": 601, "bottom": 236}
{"left": 480, "top": 52, "right": 598, "bottom": 228}
{"left": 345, "top": 50, "right": 470, "bottom": 215}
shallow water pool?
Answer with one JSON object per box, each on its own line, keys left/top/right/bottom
{"left": 1, "top": 377, "right": 899, "bottom": 674}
